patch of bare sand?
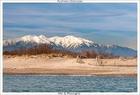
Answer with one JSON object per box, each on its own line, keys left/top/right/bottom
{"left": 3, "top": 55, "right": 137, "bottom": 76}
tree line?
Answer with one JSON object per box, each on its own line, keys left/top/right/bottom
{"left": 3, "top": 44, "right": 117, "bottom": 58}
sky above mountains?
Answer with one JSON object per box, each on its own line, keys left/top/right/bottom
{"left": 3, "top": 3, "right": 137, "bottom": 50}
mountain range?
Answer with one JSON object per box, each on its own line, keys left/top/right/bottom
{"left": 3, "top": 35, "right": 137, "bottom": 57}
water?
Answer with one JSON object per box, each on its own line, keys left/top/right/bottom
{"left": 3, "top": 75, "right": 137, "bottom": 92}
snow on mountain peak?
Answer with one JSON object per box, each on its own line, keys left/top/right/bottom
{"left": 4, "top": 35, "right": 95, "bottom": 48}
{"left": 49, "top": 35, "right": 94, "bottom": 48}
{"left": 20, "top": 35, "right": 50, "bottom": 44}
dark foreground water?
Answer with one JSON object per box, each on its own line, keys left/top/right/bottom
{"left": 3, "top": 75, "right": 137, "bottom": 92}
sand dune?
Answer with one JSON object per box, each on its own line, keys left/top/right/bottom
{"left": 3, "top": 55, "right": 137, "bottom": 76}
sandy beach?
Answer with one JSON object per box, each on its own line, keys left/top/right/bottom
{"left": 3, "top": 55, "right": 137, "bottom": 76}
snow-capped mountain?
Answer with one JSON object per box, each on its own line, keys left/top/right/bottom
{"left": 49, "top": 35, "right": 94, "bottom": 48}
{"left": 4, "top": 35, "right": 50, "bottom": 45}
{"left": 3, "top": 35, "right": 137, "bottom": 57}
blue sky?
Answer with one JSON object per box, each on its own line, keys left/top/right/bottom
{"left": 3, "top": 3, "right": 137, "bottom": 49}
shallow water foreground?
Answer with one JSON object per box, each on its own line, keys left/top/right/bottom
{"left": 3, "top": 75, "right": 137, "bottom": 92}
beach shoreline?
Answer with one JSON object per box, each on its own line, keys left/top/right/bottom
{"left": 3, "top": 55, "right": 137, "bottom": 76}
{"left": 4, "top": 72, "right": 137, "bottom": 77}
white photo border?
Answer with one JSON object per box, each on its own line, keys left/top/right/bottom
{"left": 0, "top": 0, "right": 139, "bottom": 95}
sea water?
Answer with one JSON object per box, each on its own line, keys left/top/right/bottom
{"left": 3, "top": 75, "right": 137, "bottom": 92}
